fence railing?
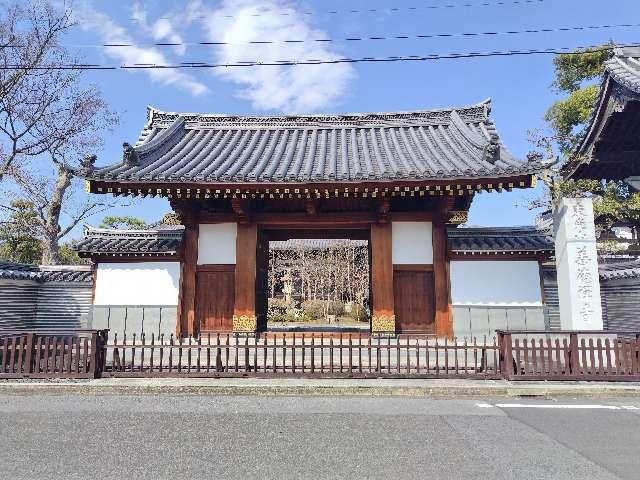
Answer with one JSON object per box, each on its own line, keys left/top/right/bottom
{"left": 0, "top": 329, "right": 108, "bottom": 379}
{"left": 105, "top": 332, "right": 502, "bottom": 378}
{"left": 498, "top": 330, "right": 640, "bottom": 381}
{"left": 1, "top": 329, "right": 638, "bottom": 381}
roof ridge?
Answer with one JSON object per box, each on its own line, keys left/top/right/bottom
{"left": 84, "top": 226, "right": 184, "bottom": 238}
{"left": 144, "top": 99, "right": 492, "bottom": 124}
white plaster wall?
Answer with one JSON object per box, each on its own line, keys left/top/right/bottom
{"left": 450, "top": 260, "right": 542, "bottom": 306}
{"left": 197, "top": 223, "right": 237, "bottom": 265}
{"left": 94, "top": 262, "right": 180, "bottom": 306}
{"left": 392, "top": 221, "right": 433, "bottom": 264}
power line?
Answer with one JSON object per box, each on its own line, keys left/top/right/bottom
{"left": 129, "top": 0, "right": 546, "bottom": 22}
{"left": 37, "top": 22, "right": 639, "bottom": 49}
{"left": 0, "top": 43, "right": 630, "bottom": 71}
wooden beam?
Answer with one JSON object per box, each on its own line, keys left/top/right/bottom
{"left": 178, "top": 221, "right": 198, "bottom": 337}
{"left": 370, "top": 222, "right": 395, "bottom": 332}
{"left": 233, "top": 222, "right": 258, "bottom": 332}
{"left": 433, "top": 203, "right": 453, "bottom": 338}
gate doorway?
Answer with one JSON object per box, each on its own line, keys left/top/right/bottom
{"left": 256, "top": 228, "right": 371, "bottom": 332}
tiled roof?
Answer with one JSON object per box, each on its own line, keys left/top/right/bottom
{"left": 74, "top": 226, "right": 184, "bottom": 257}
{"left": 87, "top": 100, "right": 544, "bottom": 185}
{"left": 570, "top": 46, "right": 640, "bottom": 180}
{"left": 599, "top": 259, "right": 640, "bottom": 280}
{"left": 448, "top": 226, "right": 554, "bottom": 254}
{"left": 270, "top": 239, "right": 368, "bottom": 251}
{"left": 0, "top": 262, "right": 92, "bottom": 282}
{"left": 605, "top": 46, "right": 640, "bottom": 94}
{"left": 39, "top": 266, "right": 93, "bottom": 282}
{"left": 0, "top": 262, "right": 42, "bottom": 281}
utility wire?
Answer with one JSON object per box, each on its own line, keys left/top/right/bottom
{"left": 128, "top": 0, "right": 546, "bottom": 22}
{"left": 30, "top": 22, "right": 639, "bottom": 49}
{"left": 0, "top": 43, "right": 631, "bottom": 71}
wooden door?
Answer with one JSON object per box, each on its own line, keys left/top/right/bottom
{"left": 195, "top": 266, "right": 235, "bottom": 332}
{"left": 393, "top": 269, "right": 435, "bottom": 333}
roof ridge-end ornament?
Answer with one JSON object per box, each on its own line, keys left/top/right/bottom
{"left": 484, "top": 133, "right": 500, "bottom": 164}
{"left": 122, "top": 143, "right": 139, "bottom": 167}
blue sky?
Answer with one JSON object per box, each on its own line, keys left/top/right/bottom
{"left": 60, "top": 0, "right": 640, "bottom": 237}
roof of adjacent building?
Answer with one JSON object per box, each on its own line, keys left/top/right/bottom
{"left": 447, "top": 226, "right": 554, "bottom": 255}
{"left": 73, "top": 225, "right": 554, "bottom": 258}
{"left": 0, "top": 262, "right": 92, "bottom": 282}
{"left": 74, "top": 225, "right": 184, "bottom": 257}
{"left": 599, "top": 259, "right": 640, "bottom": 280}
{"left": 570, "top": 46, "right": 640, "bottom": 180}
{"left": 270, "top": 239, "right": 368, "bottom": 251}
{"left": 86, "top": 100, "right": 544, "bottom": 186}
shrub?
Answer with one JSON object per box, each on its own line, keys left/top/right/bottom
{"left": 326, "top": 300, "right": 344, "bottom": 316}
{"left": 301, "top": 300, "right": 344, "bottom": 319}
{"left": 301, "top": 300, "right": 325, "bottom": 320}
{"left": 347, "top": 304, "right": 368, "bottom": 322}
{"left": 268, "top": 297, "right": 288, "bottom": 316}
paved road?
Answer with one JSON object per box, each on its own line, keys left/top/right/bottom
{"left": 0, "top": 394, "right": 639, "bottom": 479}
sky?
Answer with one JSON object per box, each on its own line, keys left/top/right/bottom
{"left": 54, "top": 0, "right": 640, "bottom": 238}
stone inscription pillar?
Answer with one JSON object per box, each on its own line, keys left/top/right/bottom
{"left": 554, "top": 197, "right": 603, "bottom": 330}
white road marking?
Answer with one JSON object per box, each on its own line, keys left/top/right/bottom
{"left": 475, "top": 403, "right": 494, "bottom": 408}
{"left": 494, "top": 404, "right": 620, "bottom": 410}
{"left": 620, "top": 405, "right": 639, "bottom": 410}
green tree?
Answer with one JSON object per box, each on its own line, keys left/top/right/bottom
{"left": 99, "top": 216, "right": 147, "bottom": 229}
{"left": 539, "top": 44, "right": 640, "bottom": 243}
{"left": 544, "top": 44, "right": 613, "bottom": 154}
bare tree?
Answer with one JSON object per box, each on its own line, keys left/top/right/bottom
{"left": 0, "top": 1, "right": 119, "bottom": 264}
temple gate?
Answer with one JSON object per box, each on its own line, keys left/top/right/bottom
{"left": 83, "top": 100, "right": 545, "bottom": 337}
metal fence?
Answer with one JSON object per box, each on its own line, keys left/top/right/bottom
{"left": 105, "top": 332, "right": 502, "bottom": 379}
{"left": 0, "top": 329, "right": 108, "bottom": 379}
{"left": 499, "top": 331, "right": 640, "bottom": 381}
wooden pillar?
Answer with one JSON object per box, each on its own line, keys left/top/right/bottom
{"left": 233, "top": 222, "right": 258, "bottom": 332}
{"left": 178, "top": 221, "right": 198, "bottom": 337}
{"left": 433, "top": 206, "right": 453, "bottom": 338}
{"left": 370, "top": 222, "right": 395, "bottom": 333}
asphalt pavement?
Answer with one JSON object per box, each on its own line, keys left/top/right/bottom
{"left": 0, "top": 394, "right": 638, "bottom": 479}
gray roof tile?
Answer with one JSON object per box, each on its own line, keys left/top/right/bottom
{"left": 0, "top": 262, "right": 92, "bottom": 282}
{"left": 448, "top": 226, "right": 554, "bottom": 254}
{"left": 599, "top": 259, "right": 640, "bottom": 280}
{"left": 74, "top": 226, "right": 184, "bottom": 257}
{"left": 604, "top": 47, "right": 640, "bottom": 94}
{"left": 88, "top": 100, "right": 544, "bottom": 185}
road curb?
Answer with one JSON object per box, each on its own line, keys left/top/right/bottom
{"left": 2, "top": 380, "right": 640, "bottom": 397}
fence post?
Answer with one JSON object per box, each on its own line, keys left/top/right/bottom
{"left": 24, "top": 332, "right": 35, "bottom": 376}
{"left": 498, "top": 331, "right": 513, "bottom": 379}
{"left": 569, "top": 333, "right": 579, "bottom": 375}
{"left": 89, "top": 331, "right": 104, "bottom": 378}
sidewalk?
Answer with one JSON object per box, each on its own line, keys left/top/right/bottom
{"left": 1, "top": 377, "right": 640, "bottom": 397}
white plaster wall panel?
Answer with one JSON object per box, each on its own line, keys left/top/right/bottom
{"left": 391, "top": 221, "right": 433, "bottom": 264}
{"left": 94, "top": 262, "right": 180, "bottom": 306}
{"left": 450, "top": 261, "right": 542, "bottom": 306}
{"left": 197, "top": 223, "right": 237, "bottom": 265}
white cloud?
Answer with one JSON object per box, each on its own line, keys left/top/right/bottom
{"left": 131, "top": 3, "right": 187, "bottom": 56}
{"left": 192, "top": 0, "right": 355, "bottom": 112}
{"left": 73, "top": 3, "right": 207, "bottom": 96}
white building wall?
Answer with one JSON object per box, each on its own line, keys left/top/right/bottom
{"left": 391, "top": 221, "right": 433, "bottom": 264}
{"left": 94, "top": 262, "right": 180, "bottom": 306}
{"left": 197, "top": 223, "right": 237, "bottom": 265}
{"left": 450, "top": 260, "right": 545, "bottom": 338}
{"left": 450, "top": 260, "right": 542, "bottom": 306}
